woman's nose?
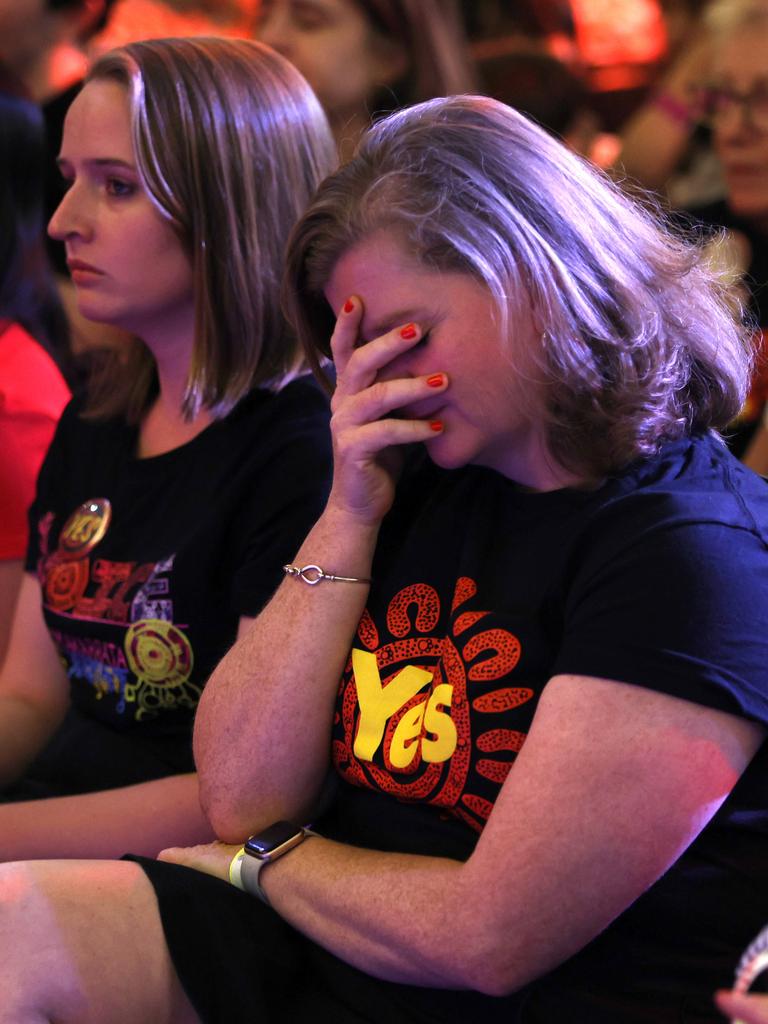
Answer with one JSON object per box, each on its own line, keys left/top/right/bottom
{"left": 257, "top": 11, "right": 293, "bottom": 57}
{"left": 47, "top": 183, "right": 88, "bottom": 242}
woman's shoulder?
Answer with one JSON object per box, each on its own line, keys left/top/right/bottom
{"left": 227, "top": 374, "right": 331, "bottom": 442}
{"left": 265, "top": 374, "right": 330, "bottom": 418}
{"left": 42, "top": 393, "right": 138, "bottom": 474}
{"left": 192, "top": 376, "right": 332, "bottom": 481}
{"left": 581, "top": 434, "right": 768, "bottom": 569}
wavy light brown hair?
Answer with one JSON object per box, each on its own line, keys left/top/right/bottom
{"left": 284, "top": 94, "right": 751, "bottom": 479}
{"left": 84, "top": 35, "right": 336, "bottom": 422}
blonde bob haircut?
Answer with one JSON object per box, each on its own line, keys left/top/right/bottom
{"left": 285, "top": 95, "right": 751, "bottom": 479}
{"left": 85, "top": 36, "right": 336, "bottom": 422}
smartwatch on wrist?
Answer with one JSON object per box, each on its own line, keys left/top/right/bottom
{"left": 230, "top": 820, "right": 316, "bottom": 904}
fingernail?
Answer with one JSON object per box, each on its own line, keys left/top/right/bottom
{"left": 426, "top": 373, "right": 444, "bottom": 388}
{"left": 343, "top": 299, "right": 354, "bottom": 313}
{"left": 430, "top": 421, "right": 444, "bottom": 432}
{"left": 400, "top": 323, "right": 418, "bottom": 340}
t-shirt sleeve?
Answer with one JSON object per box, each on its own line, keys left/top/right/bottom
{"left": 552, "top": 518, "right": 768, "bottom": 724}
{"left": 226, "top": 382, "right": 332, "bottom": 618}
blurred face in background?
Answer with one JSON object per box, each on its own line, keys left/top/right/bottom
{"left": 711, "top": 24, "right": 768, "bottom": 232}
{"left": 255, "top": 0, "right": 405, "bottom": 128}
{"left": 0, "top": 0, "right": 58, "bottom": 73}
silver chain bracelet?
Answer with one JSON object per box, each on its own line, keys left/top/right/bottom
{"left": 282, "top": 563, "right": 372, "bottom": 586}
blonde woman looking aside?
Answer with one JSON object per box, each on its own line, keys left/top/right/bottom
{"left": 0, "top": 37, "right": 336, "bottom": 860}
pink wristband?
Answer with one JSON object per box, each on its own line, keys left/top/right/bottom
{"left": 652, "top": 91, "right": 694, "bottom": 126}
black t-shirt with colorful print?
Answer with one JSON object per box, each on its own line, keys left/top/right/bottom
{"left": 319, "top": 432, "right": 768, "bottom": 1020}
{"left": 23, "top": 377, "right": 331, "bottom": 792}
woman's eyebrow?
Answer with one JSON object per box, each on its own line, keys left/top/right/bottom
{"left": 55, "top": 156, "right": 137, "bottom": 171}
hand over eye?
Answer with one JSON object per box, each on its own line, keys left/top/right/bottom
{"left": 325, "top": 296, "right": 448, "bottom": 524}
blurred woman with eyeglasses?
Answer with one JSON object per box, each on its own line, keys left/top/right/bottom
{"left": 685, "top": 0, "right": 768, "bottom": 470}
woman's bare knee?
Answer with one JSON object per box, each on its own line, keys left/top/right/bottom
{"left": 0, "top": 860, "right": 198, "bottom": 1024}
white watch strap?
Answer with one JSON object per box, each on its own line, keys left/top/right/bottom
{"left": 240, "top": 850, "right": 271, "bottom": 904}
{"left": 233, "top": 827, "right": 319, "bottom": 906}
{"left": 228, "top": 846, "right": 246, "bottom": 891}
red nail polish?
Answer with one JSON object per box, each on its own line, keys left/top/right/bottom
{"left": 430, "top": 421, "right": 443, "bottom": 432}
{"left": 400, "top": 323, "right": 417, "bottom": 340}
{"left": 427, "top": 374, "right": 444, "bottom": 388}
{"left": 343, "top": 299, "right": 354, "bottom": 313}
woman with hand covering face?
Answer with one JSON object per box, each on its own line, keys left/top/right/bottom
{"left": 2, "top": 92, "right": 768, "bottom": 1024}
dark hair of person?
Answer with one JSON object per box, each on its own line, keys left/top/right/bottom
{"left": 356, "top": 0, "right": 476, "bottom": 113}
{"left": 46, "top": 0, "right": 119, "bottom": 39}
{"left": 0, "top": 88, "right": 71, "bottom": 378}
{"left": 477, "top": 52, "right": 589, "bottom": 140}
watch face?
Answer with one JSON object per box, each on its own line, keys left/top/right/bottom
{"left": 245, "top": 820, "right": 304, "bottom": 859}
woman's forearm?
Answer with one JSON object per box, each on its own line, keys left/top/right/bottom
{"left": 196, "top": 299, "right": 453, "bottom": 839}
{"left": 246, "top": 676, "right": 765, "bottom": 996}
{"left": 194, "top": 504, "right": 381, "bottom": 839}
{"left": 0, "top": 694, "right": 66, "bottom": 789}
{"left": 612, "top": 31, "right": 712, "bottom": 193}
{"left": 0, "top": 772, "right": 212, "bottom": 860}
{"left": 261, "top": 837, "right": 481, "bottom": 990}
{"left": 0, "top": 574, "right": 72, "bottom": 788}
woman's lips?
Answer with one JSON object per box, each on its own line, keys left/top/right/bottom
{"left": 66, "top": 259, "right": 105, "bottom": 284}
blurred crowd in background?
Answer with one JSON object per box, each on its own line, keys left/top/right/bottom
{"left": 3, "top": 0, "right": 768, "bottom": 624}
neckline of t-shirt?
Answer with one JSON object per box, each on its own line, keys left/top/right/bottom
{"left": 131, "top": 417, "right": 224, "bottom": 466}
{"left": 461, "top": 461, "right": 604, "bottom": 509}
{"left": 124, "top": 388, "right": 272, "bottom": 469}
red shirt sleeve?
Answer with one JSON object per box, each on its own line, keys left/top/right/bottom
{"left": 0, "top": 323, "right": 70, "bottom": 560}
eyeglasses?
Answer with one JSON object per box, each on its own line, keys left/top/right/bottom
{"left": 697, "top": 84, "right": 768, "bottom": 132}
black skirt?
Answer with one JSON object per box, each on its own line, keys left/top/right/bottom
{"left": 130, "top": 856, "right": 516, "bottom": 1024}
{"left": 131, "top": 849, "right": 749, "bottom": 1024}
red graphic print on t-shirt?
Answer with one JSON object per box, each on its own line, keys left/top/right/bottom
{"left": 333, "top": 577, "right": 534, "bottom": 833}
